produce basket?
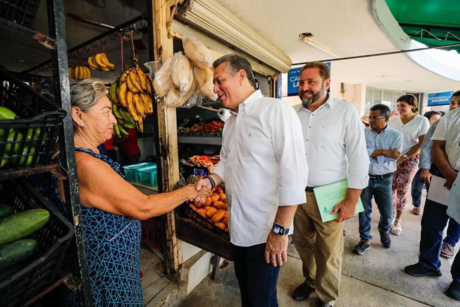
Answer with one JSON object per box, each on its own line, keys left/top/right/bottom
{"left": 0, "top": 0, "right": 41, "bottom": 28}
{"left": 182, "top": 203, "right": 230, "bottom": 241}
{"left": 0, "top": 67, "right": 66, "bottom": 178}
{"left": 0, "top": 179, "right": 74, "bottom": 307}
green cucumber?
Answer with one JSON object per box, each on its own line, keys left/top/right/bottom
{"left": 0, "top": 205, "right": 13, "bottom": 218}
{"left": 0, "top": 209, "right": 50, "bottom": 246}
{"left": 0, "top": 106, "right": 16, "bottom": 120}
{"left": 0, "top": 239, "right": 38, "bottom": 270}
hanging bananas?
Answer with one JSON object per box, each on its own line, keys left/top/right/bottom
{"left": 115, "top": 64, "right": 154, "bottom": 133}
{"left": 69, "top": 65, "right": 91, "bottom": 81}
{"left": 87, "top": 53, "right": 116, "bottom": 72}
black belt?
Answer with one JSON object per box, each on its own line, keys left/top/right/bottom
{"left": 368, "top": 173, "right": 392, "bottom": 180}
{"left": 305, "top": 186, "right": 315, "bottom": 192}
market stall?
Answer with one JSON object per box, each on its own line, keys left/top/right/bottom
{"left": 0, "top": 0, "right": 292, "bottom": 305}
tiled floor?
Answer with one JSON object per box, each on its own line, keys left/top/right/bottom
{"left": 141, "top": 247, "right": 179, "bottom": 306}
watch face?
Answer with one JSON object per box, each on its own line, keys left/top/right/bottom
{"left": 273, "top": 224, "right": 281, "bottom": 234}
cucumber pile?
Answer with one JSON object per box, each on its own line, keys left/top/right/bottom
{"left": 0, "top": 106, "right": 46, "bottom": 169}
{"left": 0, "top": 206, "right": 50, "bottom": 274}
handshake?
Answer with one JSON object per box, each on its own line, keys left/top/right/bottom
{"left": 187, "top": 177, "right": 216, "bottom": 204}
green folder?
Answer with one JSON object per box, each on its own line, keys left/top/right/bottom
{"left": 313, "top": 179, "right": 364, "bottom": 223}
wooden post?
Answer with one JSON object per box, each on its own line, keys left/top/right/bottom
{"left": 150, "top": 0, "right": 181, "bottom": 274}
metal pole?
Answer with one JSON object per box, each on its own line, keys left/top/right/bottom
{"left": 292, "top": 42, "right": 460, "bottom": 65}
{"left": 46, "top": 0, "right": 92, "bottom": 306}
{"left": 22, "top": 15, "right": 145, "bottom": 75}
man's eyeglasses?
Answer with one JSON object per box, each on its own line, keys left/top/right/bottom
{"left": 368, "top": 116, "right": 385, "bottom": 121}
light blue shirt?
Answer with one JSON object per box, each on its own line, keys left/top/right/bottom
{"left": 419, "top": 119, "right": 440, "bottom": 169}
{"left": 365, "top": 126, "right": 403, "bottom": 175}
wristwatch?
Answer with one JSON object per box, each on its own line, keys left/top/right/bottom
{"left": 272, "top": 223, "right": 290, "bottom": 236}
{"left": 403, "top": 154, "right": 408, "bottom": 160}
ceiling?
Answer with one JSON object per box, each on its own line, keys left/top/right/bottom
{"left": 1, "top": 0, "right": 459, "bottom": 93}
{"left": 216, "top": 0, "right": 460, "bottom": 92}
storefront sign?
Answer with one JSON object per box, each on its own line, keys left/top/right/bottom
{"left": 428, "top": 91, "right": 454, "bottom": 106}
{"left": 287, "top": 62, "right": 331, "bottom": 96}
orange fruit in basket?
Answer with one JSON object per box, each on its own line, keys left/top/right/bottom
{"left": 211, "top": 210, "right": 225, "bottom": 223}
{"left": 219, "top": 193, "right": 226, "bottom": 201}
{"left": 222, "top": 217, "right": 228, "bottom": 225}
{"left": 197, "top": 208, "right": 206, "bottom": 218}
{"left": 211, "top": 194, "right": 219, "bottom": 202}
{"left": 213, "top": 201, "right": 225, "bottom": 209}
{"left": 203, "top": 197, "right": 212, "bottom": 207}
{"left": 190, "top": 204, "right": 198, "bottom": 211}
{"left": 206, "top": 207, "right": 217, "bottom": 218}
{"left": 215, "top": 222, "right": 226, "bottom": 230}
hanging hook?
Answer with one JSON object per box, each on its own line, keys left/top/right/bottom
{"left": 77, "top": 49, "right": 83, "bottom": 55}
{"left": 109, "top": 33, "right": 116, "bottom": 41}
{"left": 100, "top": 37, "right": 106, "bottom": 45}
{"left": 141, "top": 19, "right": 147, "bottom": 29}
{"left": 92, "top": 42, "right": 98, "bottom": 48}
{"left": 83, "top": 45, "right": 90, "bottom": 52}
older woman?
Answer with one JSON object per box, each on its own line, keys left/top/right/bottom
{"left": 41, "top": 79, "right": 210, "bottom": 306}
{"left": 388, "top": 94, "right": 429, "bottom": 235}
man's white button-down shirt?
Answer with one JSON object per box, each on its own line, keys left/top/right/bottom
{"left": 213, "top": 90, "right": 308, "bottom": 247}
{"left": 296, "top": 95, "right": 369, "bottom": 189}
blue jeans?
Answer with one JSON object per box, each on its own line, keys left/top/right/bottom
{"left": 232, "top": 243, "right": 280, "bottom": 307}
{"left": 359, "top": 175, "right": 394, "bottom": 241}
{"left": 411, "top": 169, "right": 425, "bottom": 208}
{"left": 419, "top": 198, "right": 460, "bottom": 271}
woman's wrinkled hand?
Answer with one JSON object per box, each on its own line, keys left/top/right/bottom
{"left": 187, "top": 184, "right": 211, "bottom": 201}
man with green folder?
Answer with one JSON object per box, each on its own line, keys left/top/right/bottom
{"left": 292, "top": 62, "right": 369, "bottom": 307}
{"left": 353, "top": 104, "right": 403, "bottom": 255}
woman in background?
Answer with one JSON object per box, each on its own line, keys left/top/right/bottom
{"left": 388, "top": 94, "right": 429, "bottom": 235}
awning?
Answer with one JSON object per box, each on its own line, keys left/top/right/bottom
{"left": 386, "top": 0, "right": 460, "bottom": 54}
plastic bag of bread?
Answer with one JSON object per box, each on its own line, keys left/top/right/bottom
{"left": 165, "top": 79, "right": 201, "bottom": 108}
{"left": 144, "top": 59, "right": 172, "bottom": 98}
{"left": 183, "top": 29, "right": 212, "bottom": 69}
{"left": 171, "top": 52, "right": 193, "bottom": 94}
{"left": 194, "top": 67, "right": 217, "bottom": 100}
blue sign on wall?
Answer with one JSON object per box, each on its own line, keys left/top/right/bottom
{"left": 428, "top": 91, "right": 454, "bottom": 106}
{"left": 287, "top": 62, "right": 331, "bottom": 96}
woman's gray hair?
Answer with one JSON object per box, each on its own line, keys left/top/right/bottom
{"left": 70, "top": 79, "right": 107, "bottom": 112}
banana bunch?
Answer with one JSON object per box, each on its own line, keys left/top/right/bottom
{"left": 88, "top": 53, "right": 115, "bottom": 72}
{"left": 69, "top": 65, "right": 91, "bottom": 81}
{"left": 112, "top": 104, "right": 134, "bottom": 138}
{"left": 117, "top": 65, "right": 154, "bottom": 132}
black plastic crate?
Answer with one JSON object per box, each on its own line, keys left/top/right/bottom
{"left": 0, "top": 178, "right": 74, "bottom": 307}
{"left": 183, "top": 203, "right": 229, "bottom": 241}
{"left": 0, "top": 0, "right": 41, "bottom": 28}
{"left": 0, "top": 67, "right": 66, "bottom": 176}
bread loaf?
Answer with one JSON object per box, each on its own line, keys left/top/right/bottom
{"left": 152, "top": 57, "right": 172, "bottom": 97}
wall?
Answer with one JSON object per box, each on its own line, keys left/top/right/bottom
{"left": 280, "top": 72, "right": 366, "bottom": 114}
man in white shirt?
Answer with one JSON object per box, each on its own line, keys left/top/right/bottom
{"left": 195, "top": 54, "right": 308, "bottom": 307}
{"left": 292, "top": 62, "right": 369, "bottom": 307}
{"left": 426, "top": 107, "right": 460, "bottom": 301}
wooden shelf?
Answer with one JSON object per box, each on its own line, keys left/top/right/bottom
{"left": 177, "top": 135, "right": 222, "bottom": 145}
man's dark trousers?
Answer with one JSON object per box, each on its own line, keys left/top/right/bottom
{"left": 231, "top": 243, "right": 280, "bottom": 307}
{"left": 420, "top": 198, "right": 460, "bottom": 270}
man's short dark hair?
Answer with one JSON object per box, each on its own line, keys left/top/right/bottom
{"left": 300, "top": 62, "right": 330, "bottom": 80}
{"left": 212, "top": 54, "right": 256, "bottom": 89}
{"left": 452, "top": 90, "right": 460, "bottom": 99}
{"left": 370, "top": 104, "right": 391, "bottom": 117}
{"left": 423, "top": 110, "right": 441, "bottom": 120}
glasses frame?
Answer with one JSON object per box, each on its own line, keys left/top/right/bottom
{"left": 368, "top": 116, "right": 386, "bottom": 121}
